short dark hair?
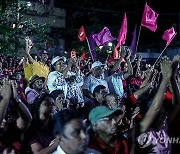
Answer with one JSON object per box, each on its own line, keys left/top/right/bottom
{"left": 93, "top": 85, "right": 106, "bottom": 98}
{"left": 53, "top": 110, "right": 81, "bottom": 136}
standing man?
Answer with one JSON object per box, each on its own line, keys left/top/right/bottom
{"left": 23, "top": 37, "right": 50, "bottom": 82}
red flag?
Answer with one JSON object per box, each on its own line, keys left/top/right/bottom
{"left": 78, "top": 26, "right": 86, "bottom": 41}
{"left": 113, "top": 46, "right": 119, "bottom": 59}
{"left": 162, "top": 27, "right": 177, "bottom": 46}
{"left": 116, "top": 13, "right": 127, "bottom": 49}
{"left": 141, "top": 3, "right": 159, "bottom": 32}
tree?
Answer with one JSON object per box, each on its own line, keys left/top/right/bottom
{"left": 0, "top": 0, "right": 50, "bottom": 55}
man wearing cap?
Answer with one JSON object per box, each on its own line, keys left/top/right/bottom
{"left": 23, "top": 37, "right": 50, "bottom": 82}
{"left": 25, "top": 75, "right": 46, "bottom": 104}
{"left": 88, "top": 106, "right": 129, "bottom": 154}
{"left": 47, "top": 56, "right": 74, "bottom": 97}
{"left": 82, "top": 61, "right": 109, "bottom": 100}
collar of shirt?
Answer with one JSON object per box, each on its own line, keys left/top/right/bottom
{"left": 53, "top": 145, "right": 67, "bottom": 154}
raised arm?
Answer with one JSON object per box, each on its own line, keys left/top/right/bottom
{"left": 0, "top": 79, "right": 12, "bottom": 124}
{"left": 25, "top": 37, "right": 34, "bottom": 64}
{"left": 11, "top": 80, "right": 32, "bottom": 131}
{"left": 62, "top": 58, "right": 74, "bottom": 77}
{"left": 124, "top": 48, "right": 133, "bottom": 79}
{"left": 112, "top": 46, "right": 126, "bottom": 73}
{"left": 167, "top": 55, "right": 180, "bottom": 124}
{"left": 139, "top": 56, "right": 172, "bottom": 133}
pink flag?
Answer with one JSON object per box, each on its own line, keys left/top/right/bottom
{"left": 78, "top": 26, "right": 86, "bottom": 41}
{"left": 116, "top": 13, "right": 127, "bottom": 49}
{"left": 162, "top": 27, "right": 177, "bottom": 46}
{"left": 141, "top": 3, "right": 159, "bottom": 32}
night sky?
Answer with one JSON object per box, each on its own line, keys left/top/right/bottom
{"left": 53, "top": 0, "right": 180, "bottom": 50}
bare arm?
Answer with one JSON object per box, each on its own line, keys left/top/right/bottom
{"left": 167, "top": 55, "right": 180, "bottom": 124}
{"left": 124, "top": 49, "right": 133, "bottom": 79}
{"left": 25, "top": 37, "right": 34, "bottom": 64}
{"left": 0, "top": 79, "right": 12, "bottom": 124}
{"left": 62, "top": 58, "right": 74, "bottom": 77}
{"left": 139, "top": 56, "right": 172, "bottom": 133}
{"left": 113, "top": 46, "right": 126, "bottom": 72}
{"left": 133, "top": 82, "right": 152, "bottom": 99}
{"left": 31, "top": 140, "right": 58, "bottom": 154}
{"left": 11, "top": 80, "right": 32, "bottom": 131}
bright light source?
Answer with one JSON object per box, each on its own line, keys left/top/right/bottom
{"left": 99, "top": 46, "right": 103, "bottom": 49}
{"left": 108, "top": 42, "right": 113, "bottom": 47}
{"left": 27, "top": 2, "right": 32, "bottom": 7}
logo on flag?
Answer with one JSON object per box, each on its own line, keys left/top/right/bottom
{"left": 78, "top": 26, "right": 86, "bottom": 41}
{"left": 141, "top": 3, "right": 159, "bottom": 32}
{"left": 162, "top": 27, "right": 177, "bottom": 46}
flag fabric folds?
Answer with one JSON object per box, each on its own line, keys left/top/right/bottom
{"left": 130, "top": 25, "right": 137, "bottom": 56}
{"left": 141, "top": 3, "right": 159, "bottom": 32}
{"left": 116, "top": 13, "right": 127, "bottom": 49}
{"left": 92, "top": 27, "right": 116, "bottom": 46}
{"left": 78, "top": 26, "right": 86, "bottom": 41}
{"left": 162, "top": 27, "right": 177, "bottom": 46}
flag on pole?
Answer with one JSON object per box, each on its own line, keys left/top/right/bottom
{"left": 130, "top": 25, "right": 137, "bottom": 56}
{"left": 141, "top": 3, "right": 159, "bottom": 32}
{"left": 162, "top": 27, "right": 177, "bottom": 46}
{"left": 78, "top": 26, "right": 86, "bottom": 41}
{"left": 88, "top": 32, "right": 97, "bottom": 61}
{"left": 92, "top": 27, "right": 116, "bottom": 46}
{"left": 116, "top": 13, "right": 127, "bottom": 49}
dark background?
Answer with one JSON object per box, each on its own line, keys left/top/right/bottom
{"left": 53, "top": 0, "right": 180, "bottom": 51}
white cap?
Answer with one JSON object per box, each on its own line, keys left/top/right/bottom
{"left": 91, "top": 61, "right": 105, "bottom": 70}
{"left": 51, "top": 56, "right": 66, "bottom": 65}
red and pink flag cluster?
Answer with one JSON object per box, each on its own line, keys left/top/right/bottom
{"left": 78, "top": 2, "right": 177, "bottom": 61}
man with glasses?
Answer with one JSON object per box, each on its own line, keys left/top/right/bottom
{"left": 52, "top": 110, "right": 99, "bottom": 154}
{"left": 88, "top": 106, "right": 129, "bottom": 154}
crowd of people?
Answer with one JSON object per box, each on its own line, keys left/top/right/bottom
{"left": 0, "top": 37, "right": 179, "bottom": 154}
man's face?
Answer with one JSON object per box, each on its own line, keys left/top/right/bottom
{"left": 91, "top": 66, "right": 104, "bottom": 77}
{"left": 96, "top": 114, "right": 121, "bottom": 135}
{"left": 54, "top": 60, "right": 67, "bottom": 72}
{"left": 40, "top": 53, "right": 48, "bottom": 63}
{"left": 95, "top": 88, "right": 107, "bottom": 103}
{"left": 59, "top": 119, "right": 88, "bottom": 154}
{"left": 33, "top": 79, "right": 44, "bottom": 91}
{"left": 106, "top": 95, "right": 121, "bottom": 110}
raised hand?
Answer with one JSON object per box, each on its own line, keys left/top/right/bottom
{"left": 125, "top": 48, "right": 131, "bottom": 60}
{"left": 1, "top": 78, "right": 12, "bottom": 100}
{"left": 160, "top": 56, "right": 172, "bottom": 80}
{"left": 119, "top": 46, "right": 127, "bottom": 58}
{"left": 10, "top": 80, "right": 18, "bottom": 101}
{"left": 25, "top": 37, "right": 33, "bottom": 54}
{"left": 171, "top": 55, "right": 180, "bottom": 76}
